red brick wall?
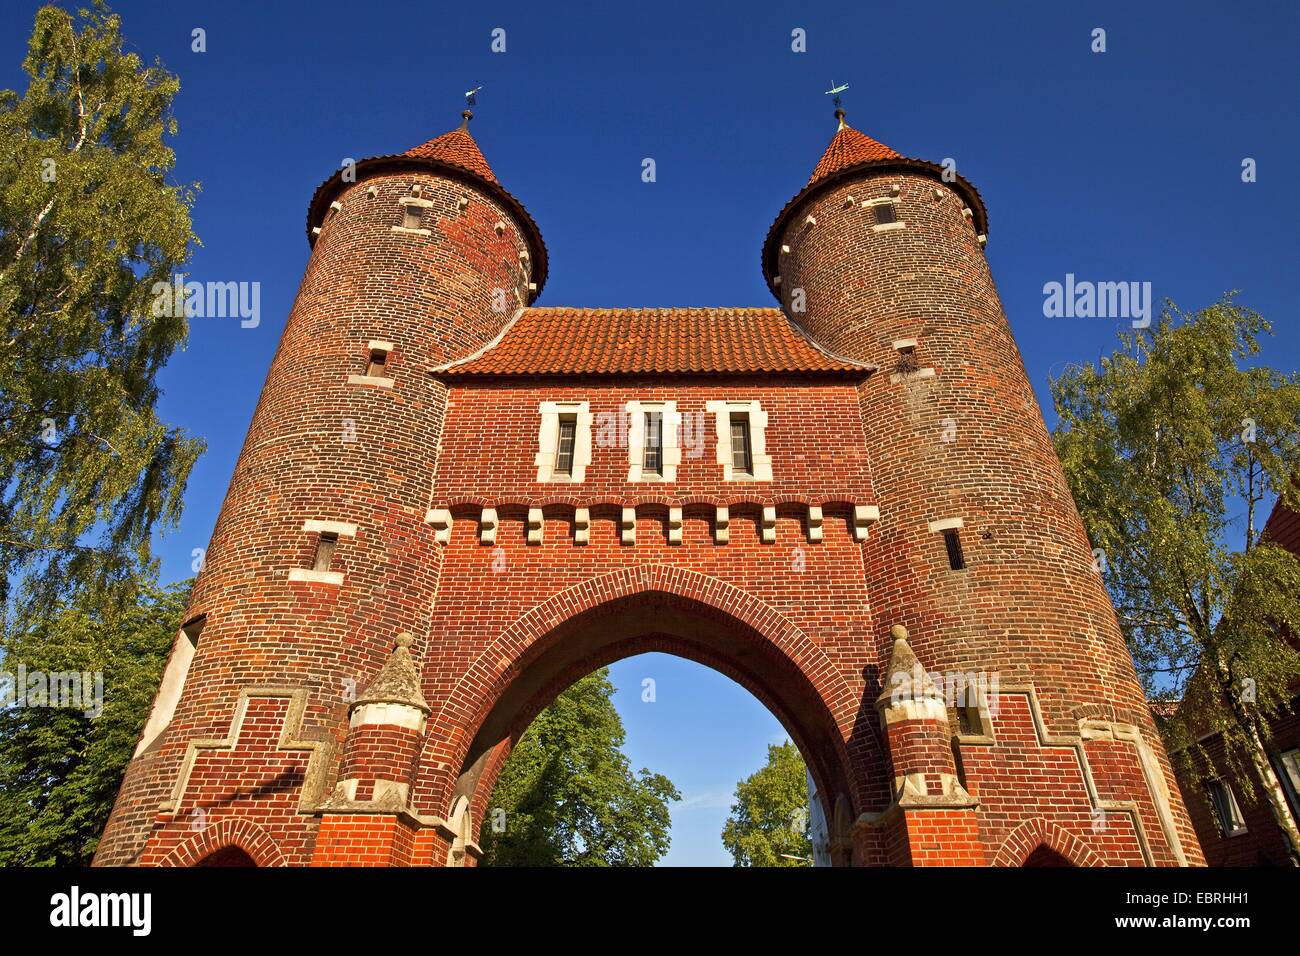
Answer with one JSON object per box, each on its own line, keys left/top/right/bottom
{"left": 777, "top": 168, "right": 1203, "bottom": 865}
{"left": 95, "top": 148, "right": 1204, "bottom": 868}
{"left": 93, "top": 165, "right": 532, "bottom": 865}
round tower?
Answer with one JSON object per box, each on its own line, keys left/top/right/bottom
{"left": 764, "top": 109, "right": 1202, "bottom": 865}
{"left": 95, "top": 112, "right": 544, "bottom": 866}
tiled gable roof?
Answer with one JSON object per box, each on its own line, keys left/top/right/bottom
{"left": 433, "top": 307, "right": 870, "bottom": 378}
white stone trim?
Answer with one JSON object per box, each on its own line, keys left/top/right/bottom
{"left": 889, "top": 366, "right": 935, "bottom": 384}
{"left": 667, "top": 506, "right": 683, "bottom": 545}
{"left": 400, "top": 196, "right": 434, "bottom": 209}
{"left": 574, "top": 507, "right": 590, "bottom": 545}
{"left": 625, "top": 400, "right": 681, "bottom": 482}
{"left": 425, "top": 508, "right": 452, "bottom": 545}
{"left": 367, "top": 339, "right": 395, "bottom": 354}
{"left": 872, "top": 221, "right": 905, "bottom": 233}
{"left": 927, "top": 517, "right": 965, "bottom": 533}
{"left": 347, "top": 373, "right": 395, "bottom": 388}
{"left": 715, "top": 506, "right": 730, "bottom": 544}
{"left": 527, "top": 507, "right": 543, "bottom": 545}
{"left": 480, "top": 508, "right": 498, "bottom": 545}
{"left": 761, "top": 505, "right": 777, "bottom": 544}
{"left": 390, "top": 226, "right": 431, "bottom": 237}
{"left": 807, "top": 505, "right": 823, "bottom": 543}
{"left": 891, "top": 338, "right": 918, "bottom": 352}
{"left": 350, "top": 701, "right": 426, "bottom": 732}
{"left": 853, "top": 505, "right": 880, "bottom": 541}
{"left": 705, "top": 400, "right": 773, "bottom": 481}
{"left": 535, "top": 401, "right": 592, "bottom": 483}
{"left": 288, "top": 568, "right": 344, "bottom": 586}
{"left": 302, "top": 519, "right": 357, "bottom": 537}
{"left": 621, "top": 507, "right": 636, "bottom": 545}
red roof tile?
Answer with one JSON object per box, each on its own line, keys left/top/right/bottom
{"left": 403, "top": 126, "right": 499, "bottom": 184}
{"left": 807, "top": 120, "right": 902, "bottom": 187}
{"left": 434, "top": 308, "right": 871, "bottom": 378}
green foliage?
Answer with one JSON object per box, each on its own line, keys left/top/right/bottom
{"left": 1051, "top": 296, "right": 1300, "bottom": 860}
{"left": 0, "top": 2, "right": 202, "bottom": 619}
{"left": 479, "top": 669, "right": 680, "bottom": 867}
{"left": 721, "top": 740, "right": 812, "bottom": 866}
{"left": 0, "top": 577, "right": 189, "bottom": 865}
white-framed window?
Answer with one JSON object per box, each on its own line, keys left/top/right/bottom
{"left": 863, "top": 197, "right": 904, "bottom": 232}
{"left": 1204, "top": 778, "right": 1247, "bottom": 837}
{"left": 135, "top": 616, "right": 205, "bottom": 756}
{"left": 392, "top": 196, "right": 433, "bottom": 236}
{"left": 536, "top": 401, "right": 592, "bottom": 483}
{"left": 1275, "top": 749, "right": 1300, "bottom": 817}
{"left": 705, "top": 400, "right": 772, "bottom": 481}
{"left": 626, "top": 400, "right": 680, "bottom": 482}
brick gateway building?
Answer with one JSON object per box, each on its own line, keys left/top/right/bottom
{"left": 95, "top": 108, "right": 1203, "bottom": 867}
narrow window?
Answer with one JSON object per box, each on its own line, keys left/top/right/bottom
{"left": 730, "top": 414, "right": 752, "bottom": 476}
{"left": 402, "top": 204, "right": 424, "bottom": 230}
{"left": 643, "top": 411, "right": 663, "bottom": 476}
{"left": 313, "top": 532, "right": 339, "bottom": 572}
{"left": 134, "top": 617, "right": 205, "bottom": 756}
{"left": 365, "top": 348, "right": 388, "bottom": 378}
{"left": 1274, "top": 749, "right": 1300, "bottom": 817}
{"left": 957, "top": 704, "right": 982, "bottom": 736}
{"left": 874, "top": 202, "right": 898, "bottom": 226}
{"left": 1204, "top": 779, "right": 1247, "bottom": 836}
{"left": 942, "top": 528, "right": 966, "bottom": 570}
{"left": 554, "top": 415, "right": 577, "bottom": 476}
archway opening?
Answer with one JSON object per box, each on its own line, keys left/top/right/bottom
{"left": 1023, "top": 845, "right": 1074, "bottom": 867}
{"left": 195, "top": 845, "right": 257, "bottom": 867}
{"left": 432, "top": 589, "right": 863, "bottom": 866}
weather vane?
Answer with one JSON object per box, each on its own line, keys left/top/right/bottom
{"left": 824, "top": 81, "right": 849, "bottom": 110}
{"left": 465, "top": 85, "right": 482, "bottom": 108}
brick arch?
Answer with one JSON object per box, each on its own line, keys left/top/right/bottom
{"left": 415, "top": 564, "right": 860, "bottom": 818}
{"left": 991, "top": 818, "right": 1106, "bottom": 867}
{"left": 157, "top": 818, "right": 287, "bottom": 868}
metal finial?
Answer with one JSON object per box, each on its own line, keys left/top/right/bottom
{"left": 824, "top": 81, "right": 850, "bottom": 128}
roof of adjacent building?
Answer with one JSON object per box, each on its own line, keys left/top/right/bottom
{"left": 305, "top": 112, "right": 548, "bottom": 300}
{"left": 760, "top": 110, "right": 990, "bottom": 299}
{"left": 432, "top": 307, "right": 873, "bottom": 379}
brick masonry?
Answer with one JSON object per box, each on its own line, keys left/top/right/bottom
{"left": 93, "top": 113, "right": 1204, "bottom": 867}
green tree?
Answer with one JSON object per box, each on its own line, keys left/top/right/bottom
{"left": 1051, "top": 297, "right": 1300, "bottom": 864}
{"left": 0, "top": 577, "right": 189, "bottom": 865}
{"left": 0, "top": 2, "right": 202, "bottom": 619}
{"left": 722, "top": 740, "right": 813, "bottom": 866}
{"left": 480, "top": 669, "right": 680, "bottom": 866}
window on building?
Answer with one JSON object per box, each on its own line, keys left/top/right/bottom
{"left": 1204, "top": 778, "right": 1247, "bottom": 837}
{"left": 313, "top": 532, "right": 339, "bottom": 572}
{"left": 873, "top": 202, "right": 898, "bottom": 226}
{"left": 554, "top": 415, "right": 577, "bottom": 476}
{"left": 134, "top": 617, "right": 205, "bottom": 756}
{"left": 365, "top": 348, "right": 388, "bottom": 378}
{"left": 943, "top": 528, "right": 966, "bottom": 570}
{"left": 643, "top": 411, "right": 663, "bottom": 476}
{"left": 1275, "top": 749, "right": 1300, "bottom": 817}
{"left": 402, "top": 204, "right": 424, "bottom": 230}
{"left": 730, "top": 414, "right": 753, "bottom": 476}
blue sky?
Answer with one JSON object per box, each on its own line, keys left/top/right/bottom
{"left": 5, "top": 0, "right": 1297, "bottom": 865}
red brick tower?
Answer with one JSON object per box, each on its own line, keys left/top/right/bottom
{"left": 94, "top": 112, "right": 545, "bottom": 866}
{"left": 764, "top": 108, "right": 1201, "bottom": 865}
{"left": 95, "top": 108, "right": 1203, "bottom": 868}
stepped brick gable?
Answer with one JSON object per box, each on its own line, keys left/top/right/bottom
{"left": 95, "top": 108, "right": 1202, "bottom": 867}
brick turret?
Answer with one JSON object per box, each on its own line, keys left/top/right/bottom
{"left": 765, "top": 108, "right": 1201, "bottom": 865}
{"left": 94, "top": 112, "right": 544, "bottom": 865}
